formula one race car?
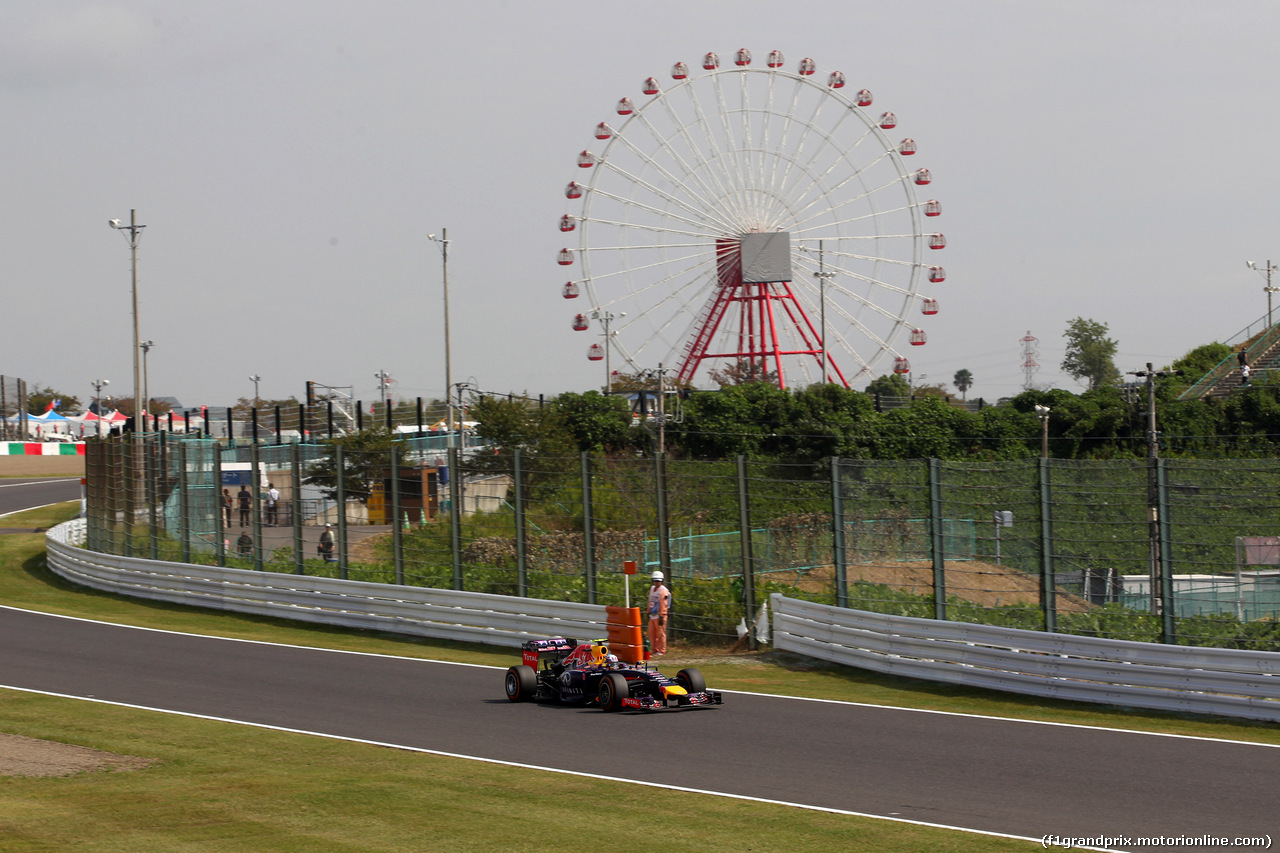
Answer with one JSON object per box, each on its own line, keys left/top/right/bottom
{"left": 503, "top": 637, "right": 723, "bottom": 712}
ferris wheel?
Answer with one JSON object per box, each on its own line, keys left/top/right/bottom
{"left": 559, "top": 48, "right": 945, "bottom": 390}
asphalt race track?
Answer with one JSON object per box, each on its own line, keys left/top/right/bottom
{"left": 0, "top": 607, "right": 1276, "bottom": 849}
{"left": 0, "top": 478, "right": 81, "bottom": 521}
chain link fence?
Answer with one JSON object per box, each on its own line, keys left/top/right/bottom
{"left": 0, "top": 375, "right": 29, "bottom": 440}
{"left": 82, "top": 435, "right": 1280, "bottom": 651}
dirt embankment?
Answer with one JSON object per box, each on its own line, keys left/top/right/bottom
{"left": 794, "top": 560, "right": 1092, "bottom": 612}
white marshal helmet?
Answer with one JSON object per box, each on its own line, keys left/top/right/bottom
{"left": 651, "top": 571, "right": 664, "bottom": 581}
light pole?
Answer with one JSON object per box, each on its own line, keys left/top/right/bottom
{"left": 814, "top": 239, "right": 833, "bottom": 384}
{"left": 109, "top": 211, "right": 145, "bottom": 431}
{"left": 90, "top": 378, "right": 110, "bottom": 437}
{"left": 139, "top": 340, "right": 154, "bottom": 430}
{"left": 249, "top": 374, "right": 261, "bottom": 408}
{"left": 428, "top": 230, "right": 453, "bottom": 437}
{"left": 1129, "top": 363, "right": 1182, "bottom": 630}
{"left": 591, "top": 309, "right": 624, "bottom": 393}
{"left": 1034, "top": 404, "right": 1051, "bottom": 458}
{"left": 1247, "top": 260, "right": 1278, "bottom": 328}
{"left": 374, "top": 370, "right": 393, "bottom": 416}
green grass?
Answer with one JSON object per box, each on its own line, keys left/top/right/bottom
{"left": 1, "top": 502, "right": 1276, "bottom": 851}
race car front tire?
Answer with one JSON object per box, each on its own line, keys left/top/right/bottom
{"left": 675, "top": 668, "right": 706, "bottom": 694}
{"left": 597, "top": 672, "right": 628, "bottom": 712}
{"left": 505, "top": 665, "right": 537, "bottom": 702}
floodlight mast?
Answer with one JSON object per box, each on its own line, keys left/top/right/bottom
{"left": 1247, "top": 260, "right": 1278, "bottom": 328}
{"left": 428, "top": 229, "right": 454, "bottom": 437}
{"left": 109, "top": 211, "right": 146, "bottom": 432}
{"left": 1128, "top": 363, "right": 1182, "bottom": 642}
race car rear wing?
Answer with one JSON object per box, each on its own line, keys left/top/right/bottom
{"left": 521, "top": 637, "right": 578, "bottom": 669}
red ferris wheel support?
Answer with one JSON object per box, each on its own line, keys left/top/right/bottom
{"left": 675, "top": 237, "right": 851, "bottom": 389}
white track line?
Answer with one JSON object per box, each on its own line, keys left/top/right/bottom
{"left": 0, "top": 682, "right": 1088, "bottom": 850}
{"left": 3, "top": 603, "right": 1276, "bottom": 751}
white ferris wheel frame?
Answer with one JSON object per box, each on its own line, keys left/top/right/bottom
{"left": 560, "top": 50, "right": 944, "bottom": 390}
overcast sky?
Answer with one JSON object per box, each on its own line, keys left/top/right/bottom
{"left": 4, "top": 1, "right": 1278, "bottom": 411}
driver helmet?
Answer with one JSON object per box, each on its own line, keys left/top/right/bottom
{"left": 605, "top": 653, "right": 620, "bottom": 668}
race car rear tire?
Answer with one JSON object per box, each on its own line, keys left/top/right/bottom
{"left": 676, "top": 668, "right": 706, "bottom": 694}
{"left": 505, "top": 665, "right": 537, "bottom": 702}
{"left": 597, "top": 672, "right": 628, "bottom": 712}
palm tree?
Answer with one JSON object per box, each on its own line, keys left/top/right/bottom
{"left": 953, "top": 369, "right": 974, "bottom": 401}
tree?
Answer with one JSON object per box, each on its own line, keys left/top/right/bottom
{"left": 953, "top": 369, "right": 974, "bottom": 400}
{"left": 1061, "top": 317, "right": 1121, "bottom": 390}
{"left": 108, "top": 397, "right": 170, "bottom": 417}
{"left": 26, "top": 385, "right": 81, "bottom": 415}
{"left": 606, "top": 370, "right": 693, "bottom": 395}
{"left": 549, "top": 391, "right": 635, "bottom": 452}
{"left": 912, "top": 382, "right": 952, "bottom": 400}
{"left": 304, "top": 428, "right": 398, "bottom": 502}
{"left": 1169, "top": 342, "right": 1232, "bottom": 393}
{"left": 707, "top": 359, "right": 779, "bottom": 387}
{"left": 231, "top": 396, "right": 301, "bottom": 418}
{"left": 672, "top": 381, "right": 796, "bottom": 457}
{"left": 865, "top": 373, "right": 910, "bottom": 398}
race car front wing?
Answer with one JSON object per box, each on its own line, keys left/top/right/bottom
{"left": 621, "top": 690, "right": 723, "bottom": 711}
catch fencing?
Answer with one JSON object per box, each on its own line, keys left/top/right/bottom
{"left": 0, "top": 375, "right": 29, "bottom": 441}
{"left": 81, "top": 435, "right": 1280, "bottom": 652}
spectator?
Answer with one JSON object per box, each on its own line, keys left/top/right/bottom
{"left": 265, "top": 482, "right": 280, "bottom": 526}
{"left": 647, "top": 570, "right": 672, "bottom": 656}
{"left": 237, "top": 485, "right": 251, "bottom": 527}
{"left": 318, "top": 523, "right": 336, "bottom": 562}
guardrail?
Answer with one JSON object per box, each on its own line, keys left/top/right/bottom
{"left": 771, "top": 594, "right": 1280, "bottom": 723}
{"left": 46, "top": 520, "right": 606, "bottom": 647}
{"left": 44, "top": 521, "right": 1280, "bottom": 722}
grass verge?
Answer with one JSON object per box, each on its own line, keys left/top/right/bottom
{"left": 1, "top": 503, "right": 1276, "bottom": 851}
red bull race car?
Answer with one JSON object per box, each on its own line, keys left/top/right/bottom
{"left": 503, "top": 637, "right": 723, "bottom": 712}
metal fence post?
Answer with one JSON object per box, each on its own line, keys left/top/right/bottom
{"left": 336, "top": 444, "right": 348, "bottom": 580}
{"left": 655, "top": 452, "right": 672, "bottom": 637}
{"left": 250, "top": 439, "right": 263, "bottom": 571}
{"left": 1039, "top": 457, "right": 1057, "bottom": 634}
{"left": 213, "top": 439, "right": 224, "bottom": 566}
{"left": 391, "top": 445, "right": 404, "bottom": 585}
{"left": 514, "top": 448, "right": 527, "bottom": 598}
{"left": 737, "top": 455, "right": 756, "bottom": 648}
{"left": 122, "top": 441, "right": 134, "bottom": 559}
{"left": 928, "top": 458, "right": 946, "bottom": 621}
{"left": 831, "top": 456, "right": 848, "bottom": 608}
{"left": 1157, "top": 459, "right": 1176, "bottom": 644}
{"left": 150, "top": 433, "right": 161, "bottom": 560}
{"left": 292, "top": 442, "right": 304, "bottom": 575}
{"left": 582, "top": 451, "right": 596, "bottom": 605}
{"left": 448, "top": 446, "right": 462, "bottom": 590}
{"left": 178, "top": 441, "right": 190, "bottom": 565}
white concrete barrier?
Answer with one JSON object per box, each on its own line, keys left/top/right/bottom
{"left": 46, "top": 520, "right": 607, "bottom": 647}
{"left": 772, "top": 593, "right": 1280, "bottom": 722}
